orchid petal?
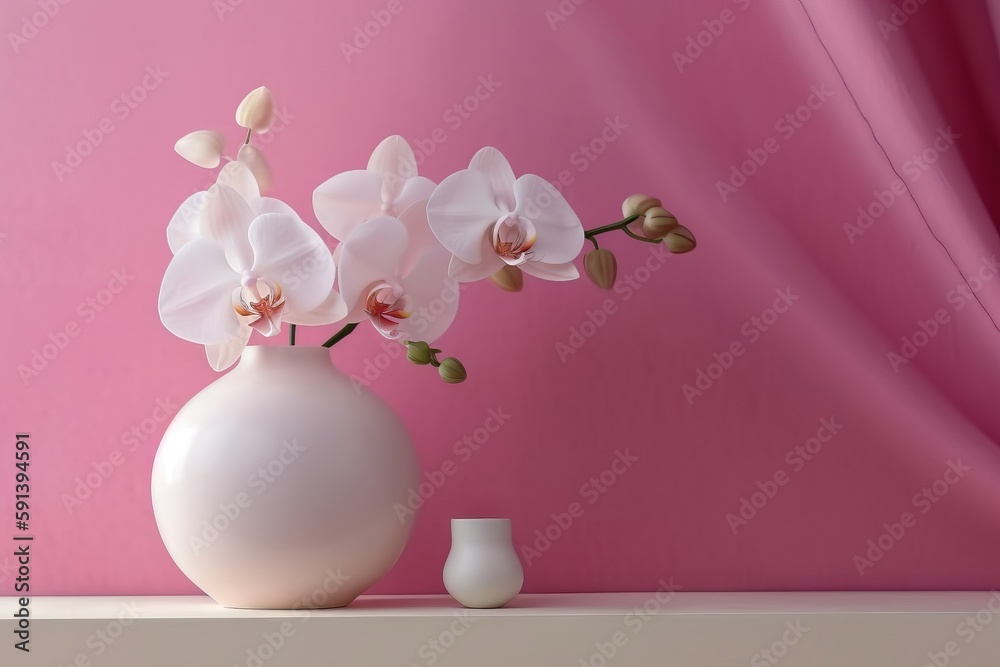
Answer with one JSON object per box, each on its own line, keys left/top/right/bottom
{"left": 158, "top": 239, "right": 241, "bottom": 344}
{"left": 201, "top": 184, "right": 255, "bottom": 272}
{"left": 248, "top": 213, "right": 336, "bottom": 315}
{"left": 337, "top": 215, "right": 409, "bottom": 312}
{"left": 205, "top": 327, "right": 251, "bottom": 372}
{"left": 217, "top": 159, "right": 259, "bottom": 203}
{"left": 167, "top": 191, "right": 207, "bottom": 254}
{"left": 313, "top": 169, "right": 385, "bottom": 241}
{"left": 449, "top": 252, "right": 504, "bottom": 283}
{"left": 397, "top": 200, "right": 440, "bottom": 276}
{"left": 250, "top": 196, "right": 297, "bottom": 218}
{"left": 284, "top": 287, "right": 349, "bottom": 325}
{"left": 426, "top": 169, "right": 502, "bottom": 264}
{"left": 395, "top": 175, "right": 437, "bottom": 213}
{"left": 237, "top": 144, "right": 271, "bottom": 192}
{"left": 513, "top": 175, "right": 584, "bottom": 263}
{"left": 469, "top": 147, "right": 516, "bottom": 212}
{"left": 367, "top": 136, "right": 418, "bottom": 202}
{"left": 398, "top": 251, "right": 459, "bottom": 344}
{"left": 520, "top": 260, "right": 580, "bottom": 281}
{"left": 174, "top": 130, "right": 225, "bottom": 169}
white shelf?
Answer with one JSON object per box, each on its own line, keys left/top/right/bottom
{"left": 4, "top": 592, "right": 1000, "bottom": 666}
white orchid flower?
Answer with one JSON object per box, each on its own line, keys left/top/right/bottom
{"left": 312, "top": 135, "right": 437, "bottom": 242}
{"left": 426, "top": 147, "right": 584, "bottom": 282}
{"left": 337, "top": 201, "right": 457, "bottom": 343}
{"left": 158, "top": 206, "right": 345, "bottom": 371}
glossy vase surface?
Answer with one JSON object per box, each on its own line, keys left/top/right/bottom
{"left": 151, "top": 345, "right": 419, "bottom": 609}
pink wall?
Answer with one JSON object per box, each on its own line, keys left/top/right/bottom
{"left": 3, "top": 0, "right": 1000, "bottom": 596}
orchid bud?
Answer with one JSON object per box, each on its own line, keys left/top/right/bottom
{"left": 622, "top": 193, "right": 662, "bottom": 218}
{"left": 174, "top": 130, "right": 225, "bottom": 168}
{"left": 235, "top": 86, "right": 275, "bottom": 133}
{"left": 489, "top": 265, "right": 524, "bottom": 292}
{"left": 438, "top": 357, "right": 467, "bottom": 384}
{"left": 664, "top": 225, "right": 697, "bottom": 253}
{"left": 406, "top": 341, "right": 433, "bottom": 365}
{"left": 584, "top": 249, "right": 617, "bottom": 289}
{"left": 641, "top": 206, "right": 679, "bottom": 240}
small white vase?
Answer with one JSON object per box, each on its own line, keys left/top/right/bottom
{"left": 151, "top": 345, "right": 419, "bottom": 609}
{"left": 443, "top": 518, "right": 523, "bottom": 608}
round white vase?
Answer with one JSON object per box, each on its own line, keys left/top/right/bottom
{"left": 150, "top": 345, "right": 419, "bottom": 609}
{"left": 443, "top": 518, "right": 523, "bottom": 608}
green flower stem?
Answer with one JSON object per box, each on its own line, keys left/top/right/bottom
{"left": 585, "top": 214, "right": 663, "bottom": 246}
{"left": 321, "top": 322, "right": 359, "bottom": 348}
{"left": 621, "top": 226, "right": 663, "bottom": 244}
{"left": 289, "top": 324, "right": 297, "bottom": 346}
{"left": 583, "top": 214, "right": 641, "bottom": 240}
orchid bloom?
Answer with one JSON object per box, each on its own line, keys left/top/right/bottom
{"left": 337, "top": 201, "right": 457, "bottom": 343}
{"left": 313, "top": 135, "right": 437, "bottom": 242}
{"left": 165, "top": 159, "right": 345, "bottom": 327}
{"left": 158, "top": 204, "right": 345, "bottom": 371}
{"left": 426, "top": 147, "right": 585, "bottom": 282}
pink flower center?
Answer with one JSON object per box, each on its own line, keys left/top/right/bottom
{"left": 234, "top": 275, "right": 285, "bottom": 337}
{"left": 365, "top": 284, "right": 411, "bottom": 338}
{"left": 492, "top": 213, "right": 536, "bottom": 266}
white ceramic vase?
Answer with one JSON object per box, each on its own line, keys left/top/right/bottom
{"left": 150, "top": 345, "right": 419, "bottom": 609}
{"left": 443, "top": 518, "right": 523, "bottom": 608}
